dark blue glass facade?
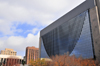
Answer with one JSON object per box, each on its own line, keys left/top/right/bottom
{"left": 40, "top": 10, "right": 94, "bottom": 59}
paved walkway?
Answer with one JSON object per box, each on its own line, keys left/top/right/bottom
{"left": 20, "top": 64, "right": 28, "bottom": 66}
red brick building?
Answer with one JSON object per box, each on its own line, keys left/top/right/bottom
{"left": 26, "top": 46, "right": 39, "bottom": 64}
{"left": 3, "top": 58, "right": 22, "bottom": 66}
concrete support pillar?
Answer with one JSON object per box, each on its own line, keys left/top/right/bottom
{"left": 89, "top": 6, "right": 100, "bottom": 62}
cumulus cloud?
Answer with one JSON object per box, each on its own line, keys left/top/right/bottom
{"left": 0, "top": 33, "right": 39, "bottom": 50}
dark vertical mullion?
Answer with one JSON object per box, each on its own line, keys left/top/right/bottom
{"left": 53, "top": 30, "right": 54, "bottom": 56}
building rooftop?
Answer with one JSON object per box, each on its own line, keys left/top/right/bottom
{"left": 0, "top": 54, "right": 23, "bottom": 59}
{"left": 26, "top": 46, "right": 39, "bottom": 50}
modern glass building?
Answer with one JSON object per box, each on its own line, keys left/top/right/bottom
{"left": 39, "top": 0, "right": 100, "bottom": 61}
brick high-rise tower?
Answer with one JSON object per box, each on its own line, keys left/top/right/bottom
{"left": 26, "top": 46, "right": 39, "bottom": 64}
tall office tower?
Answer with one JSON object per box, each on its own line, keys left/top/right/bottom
{"left": 39, "top": 0, "right": 100, "bottom": 62}
{"left": 0, "top": 48, "right": 17, "bottom": 55}
{"left": 26, "top": 46, "right": 39, "bottom": 64}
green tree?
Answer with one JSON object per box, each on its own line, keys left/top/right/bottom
{"left": 22, "top": 60, "right": 26, "bottom": 66}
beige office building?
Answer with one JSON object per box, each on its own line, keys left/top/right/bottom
{"left": 0, "top": 48, "right": 17, "bottom": 55}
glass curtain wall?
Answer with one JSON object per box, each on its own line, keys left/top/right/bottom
{"left": 41, "top": 10, "right": 94, "bottom": 59}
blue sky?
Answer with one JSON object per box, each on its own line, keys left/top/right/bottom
{"left": 0, "top": 0, "right": 85, "bottom": 57}
{"left": 12, "top": 23, "right": 44, "bottom": 37}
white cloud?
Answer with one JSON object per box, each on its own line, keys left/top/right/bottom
{"left": 0, "top": 32, "right": 39, "bottom": 52}
{"left": 32, "top": 28, "right": 39, "bottom": 34}
{"left": 24, "top": 28, "right": 39, "bottom": 35}
{"left": 0, "top": 0, "right": 85, "bottom": 34}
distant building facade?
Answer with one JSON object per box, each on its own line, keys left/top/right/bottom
{"left": 26, "top": 46, "right": 39, "bottom": 64}
{"left": 0, "top": 54, "right": 23, "bottom": 66}
{"left": 23, "top": 56, "right": 26, "bottom": 61}
{"left": 39, "top": 0, "right": 100, "bottom": 62}
{"left": 0, "top": 48, "right": 17, "bottom": 55}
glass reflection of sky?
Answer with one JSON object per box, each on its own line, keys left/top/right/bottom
{"left": 70, "top": 11, "right": 93, "bottom": 58}
{"left": 40, "top": 38, "right": 49, "bottom": 58}
{"left": 40, "top": 11, "right": 94, "bottom": 59}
